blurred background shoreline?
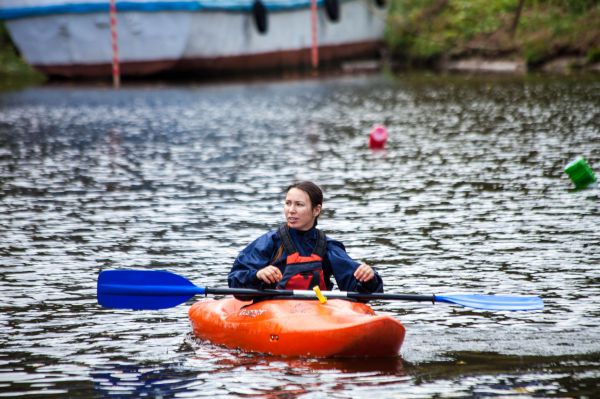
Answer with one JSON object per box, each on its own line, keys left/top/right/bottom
{"left": 1, "top": 0, "right": 598, "bottom": 91}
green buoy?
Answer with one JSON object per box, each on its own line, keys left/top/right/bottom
{"left": 564, "top": 156, "right": 597, "bottom": 189}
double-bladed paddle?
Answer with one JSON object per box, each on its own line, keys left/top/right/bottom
{"left": 97, "top": 269, "right": 544, "bottom": 311}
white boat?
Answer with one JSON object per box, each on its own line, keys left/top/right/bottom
{"left": 0, "top": 0, "right": 388, "bottom": 78}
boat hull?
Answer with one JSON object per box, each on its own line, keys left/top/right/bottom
{"left": 188, "top": 298, "right": 405, "bottom": 357}
{"left": 2, "top": 1, "right": 387, "bottom": 78}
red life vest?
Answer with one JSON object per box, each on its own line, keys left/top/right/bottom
{"left": 275, "top": 224, "right": 328, "bottom": 291}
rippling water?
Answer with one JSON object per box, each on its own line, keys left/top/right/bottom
{"left": 1, "top": 73, "right": 599, "bottom": 398}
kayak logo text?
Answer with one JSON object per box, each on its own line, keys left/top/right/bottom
{"left": 239, "top": 309, "right": 267, "bottom": 318}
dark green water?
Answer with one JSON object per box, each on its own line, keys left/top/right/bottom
{"left": 1, "top": 73, "right": 599, "bottom": 398}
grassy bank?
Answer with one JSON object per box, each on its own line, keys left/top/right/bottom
{"left": 385, "top": 0, "right": 600, "bottom": 69}
{"left": 0, "top": 22, "right": 45, "bottom": 89}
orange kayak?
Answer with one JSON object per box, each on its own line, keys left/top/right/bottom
{"left": 188, "top": 298, "right": 405, "bottom": 357}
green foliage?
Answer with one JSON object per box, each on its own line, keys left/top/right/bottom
{"left": 588, "top": 48, "right": 600, "bottom": 62}
{"left": 522, "top": 40, "right": 549, "bottom": 65}
{"left": 386, "top": 0, "right": 515, "bottom": 61}
{"left": 0, "top": 22, "right": 45, "bottom": 89}
{"left": 517, "top": 4, "right": 599, "bottom": 65}
{"left": 526, "top": 0, "right": 599, "bottom": 14}
{"left": 386, "top": 0, "right": 600, "bottom": 66}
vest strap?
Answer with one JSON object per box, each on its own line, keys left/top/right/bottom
{"left": 313, "top": 229, "right": 327, "bottom": 259}
{"left": 278, "top": 223, "right": 297, "bottom": 255}
{"left": 309, "top": 270, "right": 321, "bottom": 289}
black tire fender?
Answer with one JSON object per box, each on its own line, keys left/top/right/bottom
{"left": 324, "top": 0, "right": 340, "bottom": 22}
{"left": 252, "top": 0, "right": 268, "bottom": 34}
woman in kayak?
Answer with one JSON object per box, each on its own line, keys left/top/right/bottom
{"left": 228, "top": 181, "right": 383, "bottom": 293}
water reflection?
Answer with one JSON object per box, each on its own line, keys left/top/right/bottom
{"left": 90, "top": 336, "right": 406, "bottom": 398}
{"left": 92, "top": 363, "right": 201, "bottom": 398}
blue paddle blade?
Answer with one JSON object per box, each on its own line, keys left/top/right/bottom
{"left": 435, "top": 294, "right": 544, "bottom": 311}
{"left": 97, "top": 269, "right": 205, "bottom": 310}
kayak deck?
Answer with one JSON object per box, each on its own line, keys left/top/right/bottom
{"left": 188, "top": 298, "right": 405, "bottom": 357}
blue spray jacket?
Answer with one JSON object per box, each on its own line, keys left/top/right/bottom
{"left": 228, "top": 226, "right": 383, "bottom": 293}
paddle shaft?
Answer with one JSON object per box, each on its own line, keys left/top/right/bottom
{"left": 99, "top": 284, "right": 435, "bottom": 302}
{"left": 206, "top": 287, "right": 435, "bottom": 303}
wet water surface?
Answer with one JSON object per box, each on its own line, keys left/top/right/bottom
{"left": 1, "top": 73, "right": 599, "bottom": 398}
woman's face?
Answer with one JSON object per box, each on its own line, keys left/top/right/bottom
{"left": 284, "top": 188, "right": 321, "bottom": 231}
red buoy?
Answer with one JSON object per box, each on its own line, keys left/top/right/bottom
{"left": 369, "top": 125, "right": 388, "bottom": 149}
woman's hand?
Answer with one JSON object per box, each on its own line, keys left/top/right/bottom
{"left": 256, "top": 265, "right": 283, "bottom": 284}
{"left": 354, "top": 263, "right": 375, "bottom": 282}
